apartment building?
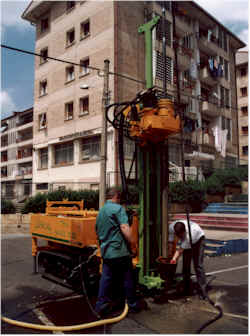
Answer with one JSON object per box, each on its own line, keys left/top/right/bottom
{"left": 1, "top": 108, "right": 33, "bottom": 200}
{"left": 236, "top": 51, "right": 248, "bottom": 165}
{"left": 22, "top": 1, "right": 245, "bottom": 191}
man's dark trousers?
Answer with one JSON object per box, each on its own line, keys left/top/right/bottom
{"left": 182, "top": 236, "right": 207, "bottom": 297}
{"left": 95, "top": 256, "right": 136, "bottom": 313}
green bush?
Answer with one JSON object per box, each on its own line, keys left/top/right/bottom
{"left": 21, "top": 193, "right": 48, "bottom": 214}
{"left": 1, "top": 199, "right": 16, "bottom": 214}
{"left": 21, "top": 189, "right": 100, "bottom": 214}
{"left": 204, "top": 175, "right": 224, "bottom": 195}
{"left": 169, "top": 179, "right": 206, "bottom": 204}
{"left": 204, "top": 166, "right": 248, "bottom": 195}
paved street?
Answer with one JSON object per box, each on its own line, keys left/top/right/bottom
{"left": 1, "top": 234, "right": 248, "bottom": 334}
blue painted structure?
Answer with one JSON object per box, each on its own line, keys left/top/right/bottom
{"left": 204, "top": 203, "right": 248, "bottom": 215}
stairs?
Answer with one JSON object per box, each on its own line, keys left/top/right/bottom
{"left": 203, "top": 202, "right": 248, "bottom": 215}
{"left": 172, "top": 214, "right": 248, "bottom": 232}
{"left": 15, "top": 203, "right": 24, "bottom": 213}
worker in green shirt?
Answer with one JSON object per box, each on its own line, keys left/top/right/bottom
{"left": 95, "top": 187, "right": 142, "bottom": 316}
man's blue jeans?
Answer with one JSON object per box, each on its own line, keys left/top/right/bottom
{"left": 95, "top": 256, "right": 137, "bottom": 313}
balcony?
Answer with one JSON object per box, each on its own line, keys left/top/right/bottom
{"left": 1, "top": 137, "right": 8, "bottom": 148}
{"left": 17, "top": 148, "right": 33, "bottom": 160}
{"left": 16, "top": 167, "right": 33, "bottom": 177}
{"left": 16, "top": 114, "right": 33, "bottom": 127}
{"left": 176, "top": 46, "right": 192, "bottom": 71}
{"left": 175, "top": 16, "right": 193, "bottom": 38}
{"left": 1, "top": 155, "right": 8, "bottom": 163}
{"left": 201, "top": 100, "right": 220, "bottom": 117}
{"left": 198, "top": 35, "right": 220, "bottom": 57}
{"left": 199, "top": 67, "right": 217, "bottom": 86}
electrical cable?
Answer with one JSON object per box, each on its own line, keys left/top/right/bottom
{"left": 1, "top": 44, "right": 145, "bottom": 86}
{"left": 2, "top": 252, "right": 128, "bottom": 332}
{"left": 1, "top": 304, "right": 128, "bottom": 332}
{"left": 1, "top": 44, "right": 243, "bottom": 115}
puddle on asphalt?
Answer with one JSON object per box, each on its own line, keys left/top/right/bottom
{"left": 40, "top": 296, "right": 105, "bottom": 334}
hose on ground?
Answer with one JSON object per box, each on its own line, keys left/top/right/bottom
{"left": 1, "top": 303, "right": 128, "bottom": 332}
{"left": 196, "top": 301, "right": 223, "bottom": 334}
{"left": 196, "top": 276, "right": 223, "bottom": 333}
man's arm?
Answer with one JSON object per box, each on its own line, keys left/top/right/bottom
{"left": 171, "top": 247, "right": 184, "bottom": 263}
{"left": 120, "top": 223, "right": 132, "bottom": 244}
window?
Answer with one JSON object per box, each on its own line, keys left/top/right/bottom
{"left": 40, "top": 148, "right": 48, "bottom": 169}
{"left": 80, "top": 20, "right": 90, "bottom": 39}
{"left": 224, "top": 60, "right": 229, "bottom": 81}
{"left": 80, "top": 58, "right": 90, "bottom": 76}
{"left": 81, "top": 136, "right": 101, "bottom": 161}
{"left": 225, "top": 156, "right": 237, "bottom": 169}
{"left": 39, "top": 113, "right": 47, "bottom": 129}
{"left": 241, "top": 126, "right": 248, "bottom": 135}
{"left": 54, "top": 142, "right": 74, "bottom": 165}
{"left": 241, "top": 106, "right": 248, "bottom": 115}
{"left": 221, "top": 116, "right": 231, "bottom": 141}
{"left": 66, "top": 28, "right": 75, "bottom": 47}
{"left": 182, "top": 35, "right": 193, "bottom": 50}
{"left": 66, "top": 66, "right": 75, "bottom": 82}
{"left": 218, "top": 29, "right": 227, "bottom": 52}
{"left": 37, "top": 183, "right": 48, "bottom": 190}
{"left": 66, "top": 1, "right": 75, "bottom": 11}
{"left": 220, "top": 86, "right": 230, "bottom": 108}
{"left": 40, "top": 47, "right": 48, "bottom": 64}
{"left": 65, "top": 102, "right": 74, "bottom": 120}
{"left": 241, "top": 67, "right": 247, "bottom": 77}
{"left": 157, "top": 1, "right": 171, "bottom": 11}
{"left": 41, "top": 17, "right": 49, "bottom": 33}
{"left": 242, "top": 146, "right": 248, "bottom": 156}
{"left": 39, "top": 80, "right": 47, "bottom": 96}
{"left": 124, "top": 137, "right": 135, "bottom": 158}
{"left": 79, "top": 97, "right": 89, "bottom": 116}
{"left": 240, "top": 87, "right": 248, "bottom": 97}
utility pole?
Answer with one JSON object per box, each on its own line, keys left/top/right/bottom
{"left": 99, "top": 59, "right": 110, "bottom": 208}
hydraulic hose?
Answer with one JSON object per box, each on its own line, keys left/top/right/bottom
{"left": 1, "top": 303, "right": 128, "bottom": 332}
{"left": 196, "top": 300, "right": 223, "bottom": 333}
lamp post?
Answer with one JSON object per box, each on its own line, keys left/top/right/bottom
{"left": 99, "top": 59, "right": 110, "bottom": 208}
{"left": 80, "top": 59, "right": 110, "bottom": 208}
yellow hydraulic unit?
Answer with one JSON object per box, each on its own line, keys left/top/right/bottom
{"left": 30, "top": 199, "right": 139, "bottom": 292}
{"left": 128, "top": 98, "right": 180, "bottom": 144}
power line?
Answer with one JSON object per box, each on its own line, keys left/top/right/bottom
{"left": 1, "top": 44, "right": 146, "bottom": 85}
{"left": 1, "top": 44, "right": 246, "bottom": 114}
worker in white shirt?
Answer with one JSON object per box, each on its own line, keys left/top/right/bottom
{"left": 168, "top": 220, "right": 207, "bottom": 299}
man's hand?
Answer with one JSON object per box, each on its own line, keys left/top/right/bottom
{"left": 170, "top": 259, "right": 177, "bottom": 265}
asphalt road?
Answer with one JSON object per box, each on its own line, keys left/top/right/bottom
{"left": 1, "top": 234, "right": 248, "bottom": 334}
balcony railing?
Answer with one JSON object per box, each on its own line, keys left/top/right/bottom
{"left": 16, "top": 168, "right": 33, "bottom": 176}
{"left": 16, "top": 135, "right": 33, "bottom": 143}
{"left": 1, "top": 156, "right": 8, "bottom": 162}
{"left": 17, "top": 151, "right": 33, "bottom": 159}
{"left": 16, "top": 116, "right": 33, "bottom": 127}
{"left": 199, "top": 67, "right": 217, "bottom": 86}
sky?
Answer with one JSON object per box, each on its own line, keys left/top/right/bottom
{"left": 0, "top": 0, "right": 249, "bottom": 120}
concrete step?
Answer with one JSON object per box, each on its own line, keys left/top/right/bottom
{"left": 172, "top": 214, "right": 248, "bottom": 232}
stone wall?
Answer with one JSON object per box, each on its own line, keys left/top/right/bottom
{"left": 1, "top": 214, "right": 31, "bottom": 234}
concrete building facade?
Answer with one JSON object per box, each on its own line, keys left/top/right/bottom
{"left": 236, "top": 51, "right": 248, "bottom": 165}
{"left": 22, "top": 1, "right": 245, "bottom": 192}
{"left": 1, "top": 108, "right": 33, "bottom": 201}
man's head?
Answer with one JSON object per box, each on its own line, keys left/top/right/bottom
{"left": 174, "top": 221, "right": 186, "bottom": 240}
{"left": 106, "top": 187, "right": 122, "bottom": 203}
